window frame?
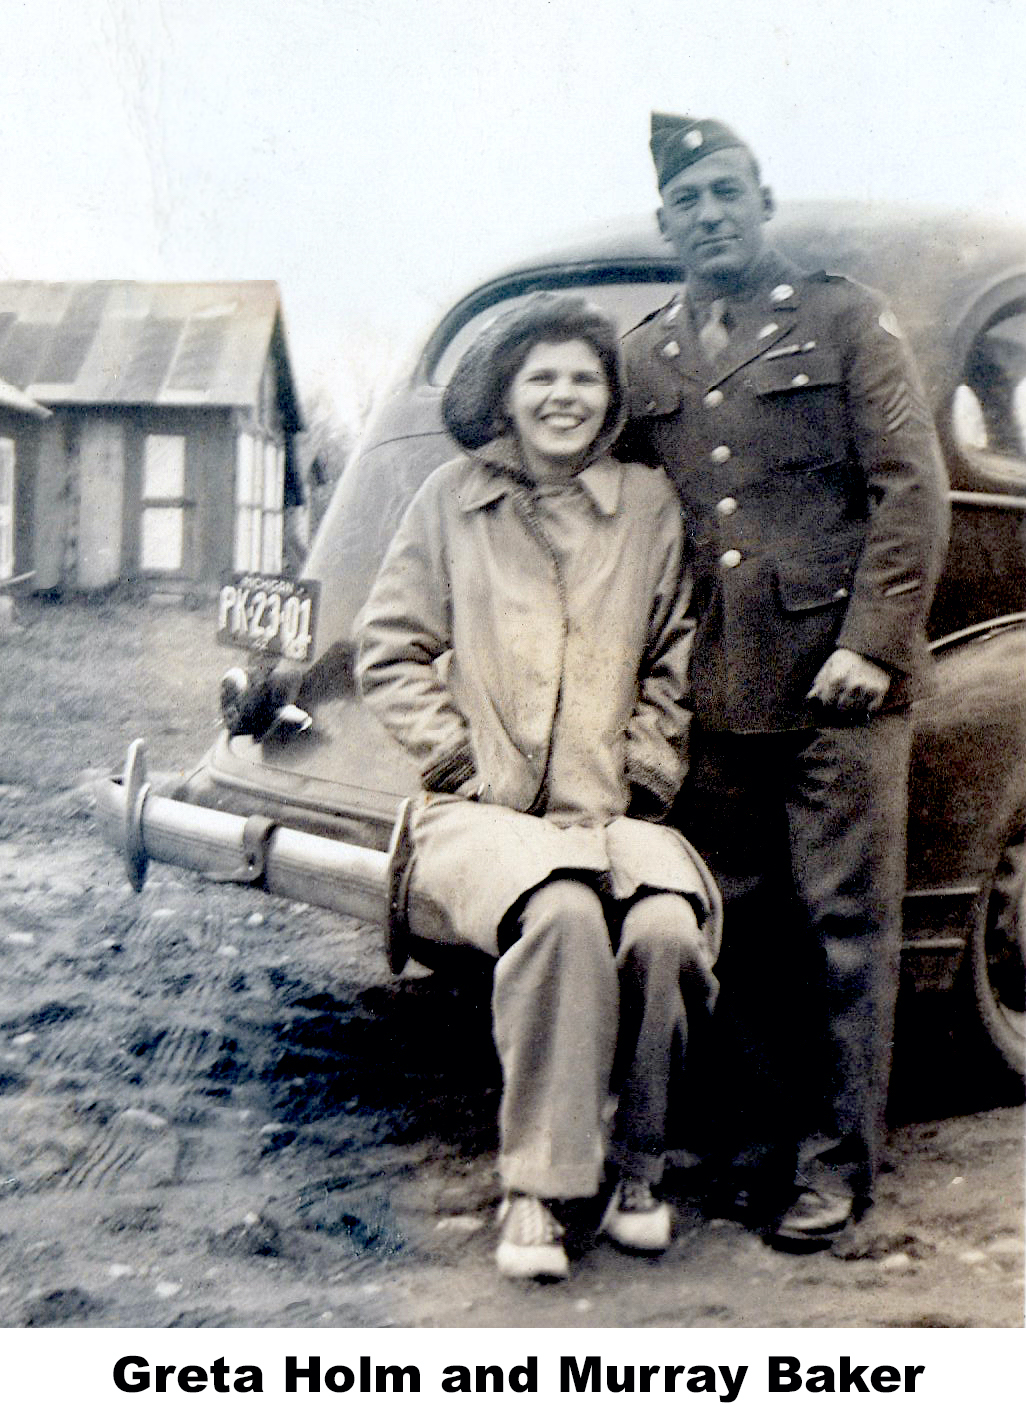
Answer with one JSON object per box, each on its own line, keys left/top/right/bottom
{"left": 139, "top": 432, "right": 192, "bottom": 574}
{"left": 234, "top": 428, "right": 285, "bottom": 575}
{"left": 0, "top": 437, "right": 15, "bottom": 582}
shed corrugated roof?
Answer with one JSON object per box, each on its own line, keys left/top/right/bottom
{"left": 0, "top": 376, "right": 50, "bottom": 419}
{"left": 0, "top": 281, "right": 297, "bottom": 421}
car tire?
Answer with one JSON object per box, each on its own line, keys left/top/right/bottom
{"left": 966, "top": 816, "right": 1026, "bottom": 1079}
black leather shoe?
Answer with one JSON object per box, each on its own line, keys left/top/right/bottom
{"left": 770, "top": 1186, "right": 854, "bottom": 1249}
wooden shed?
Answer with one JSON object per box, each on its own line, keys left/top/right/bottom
{"left": 0, "top": 281, "right": 303, "bottom": 593}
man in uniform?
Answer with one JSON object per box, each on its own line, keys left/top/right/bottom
{"left": 619, "top": 113, "right": 949, "bottom": 1246}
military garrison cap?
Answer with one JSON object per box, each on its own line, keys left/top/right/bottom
{"left": 650, "top": 112, "right": 754, "bottom": 188}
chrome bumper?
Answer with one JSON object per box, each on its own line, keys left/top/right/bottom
{"left": 95, "top": 740, "right": 393, "bottom": 927}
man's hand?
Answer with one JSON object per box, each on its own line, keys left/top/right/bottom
{"left": 806, "top": 648, "right": 891, "bottom": 714}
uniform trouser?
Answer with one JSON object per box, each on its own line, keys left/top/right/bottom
{"left": 678, "top": 714, "right": 911, "bottom": 1205}
{"left": 492, "top": 877, "right": 717, "bottom": 1200}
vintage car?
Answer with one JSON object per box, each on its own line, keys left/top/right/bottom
{"left": 97, "top": 201, "right": 1026, "bottom": 1078}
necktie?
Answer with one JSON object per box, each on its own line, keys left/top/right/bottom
{"left": 698, "top": 298, "right": 730, "bottom": 363}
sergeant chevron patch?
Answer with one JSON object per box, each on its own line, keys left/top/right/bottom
{"left": 880, "top": 378, "right": 930, "bottom": 431}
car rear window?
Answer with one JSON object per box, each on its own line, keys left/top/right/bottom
{"left": 430, "top": 281, "right": 680, "bottom": 387}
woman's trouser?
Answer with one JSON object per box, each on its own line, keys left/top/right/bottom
{"left": 492, "top": 877, "right": 716, "bottom": 1200}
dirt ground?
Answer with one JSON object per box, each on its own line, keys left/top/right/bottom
{"left": 0, "top": 593, "right": 1022, "bottom": 1330}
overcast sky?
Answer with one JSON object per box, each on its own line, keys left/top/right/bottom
{"left": 2, "top": 0, "right": 1024, "bottom": 422}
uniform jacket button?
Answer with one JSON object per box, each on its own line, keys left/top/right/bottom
{"left": 719, "top": 548, "right": 742, "bottom": 569}
{"left": 716, "top": 496, "right": 738, "bottom": 516}
{"left": 710, "top": 445, "right": 731, "bottom": 464}
{"left": 703, "top": 389, "right": 724, "bottom": 408}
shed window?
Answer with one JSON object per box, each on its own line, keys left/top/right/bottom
{"left": 0, "top": 439, "right": 14, "bottom": 581}
{"left": 234, "top": 432, "right": 284, "bottom": 573}
{"left": 140, "top": 434, "right": 187, "bottom": 571}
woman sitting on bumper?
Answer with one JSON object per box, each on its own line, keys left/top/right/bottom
{"left": 356, "top": 293, "right": 720, "bottom": 1281}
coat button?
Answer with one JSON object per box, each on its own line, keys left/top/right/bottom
{"left": 716, "top": 496, "right": 738, "bottom": 516}
{"left": 719, "top": 548, "right": 742, "bottom": 569}
{"left": 703, "top": 389, "right": 724, "bottom": 408}
{"left": 790, "top": 373, "right": 810, "bottom": 387}
{"left": 710, "top": 445, "right": 731, "bottom": 463}
{"left": 834, "top": 587, "right": 849, "bottom": 599}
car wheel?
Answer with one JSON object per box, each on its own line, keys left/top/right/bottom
{"left": 968, "top": 818, "right": 1026, "bottom": 1078}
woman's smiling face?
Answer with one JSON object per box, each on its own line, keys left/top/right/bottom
{"left": 505, "top": 338, "right": 610, "bottom": 477}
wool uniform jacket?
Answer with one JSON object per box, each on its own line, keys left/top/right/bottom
{"left": 619, "top": 251, "right": 950, "bottom": 732}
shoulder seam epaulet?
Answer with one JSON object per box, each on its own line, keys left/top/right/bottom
{"left": 622, "top": 303, "right": 676, "bottom": 340}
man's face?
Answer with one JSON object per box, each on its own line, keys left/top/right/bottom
{"left": 657, "top": 148, "right": 773, "bottom": 282}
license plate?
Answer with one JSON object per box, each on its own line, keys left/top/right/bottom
{"left": 216, "top": 573, "right": 320, "bottom": 662}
